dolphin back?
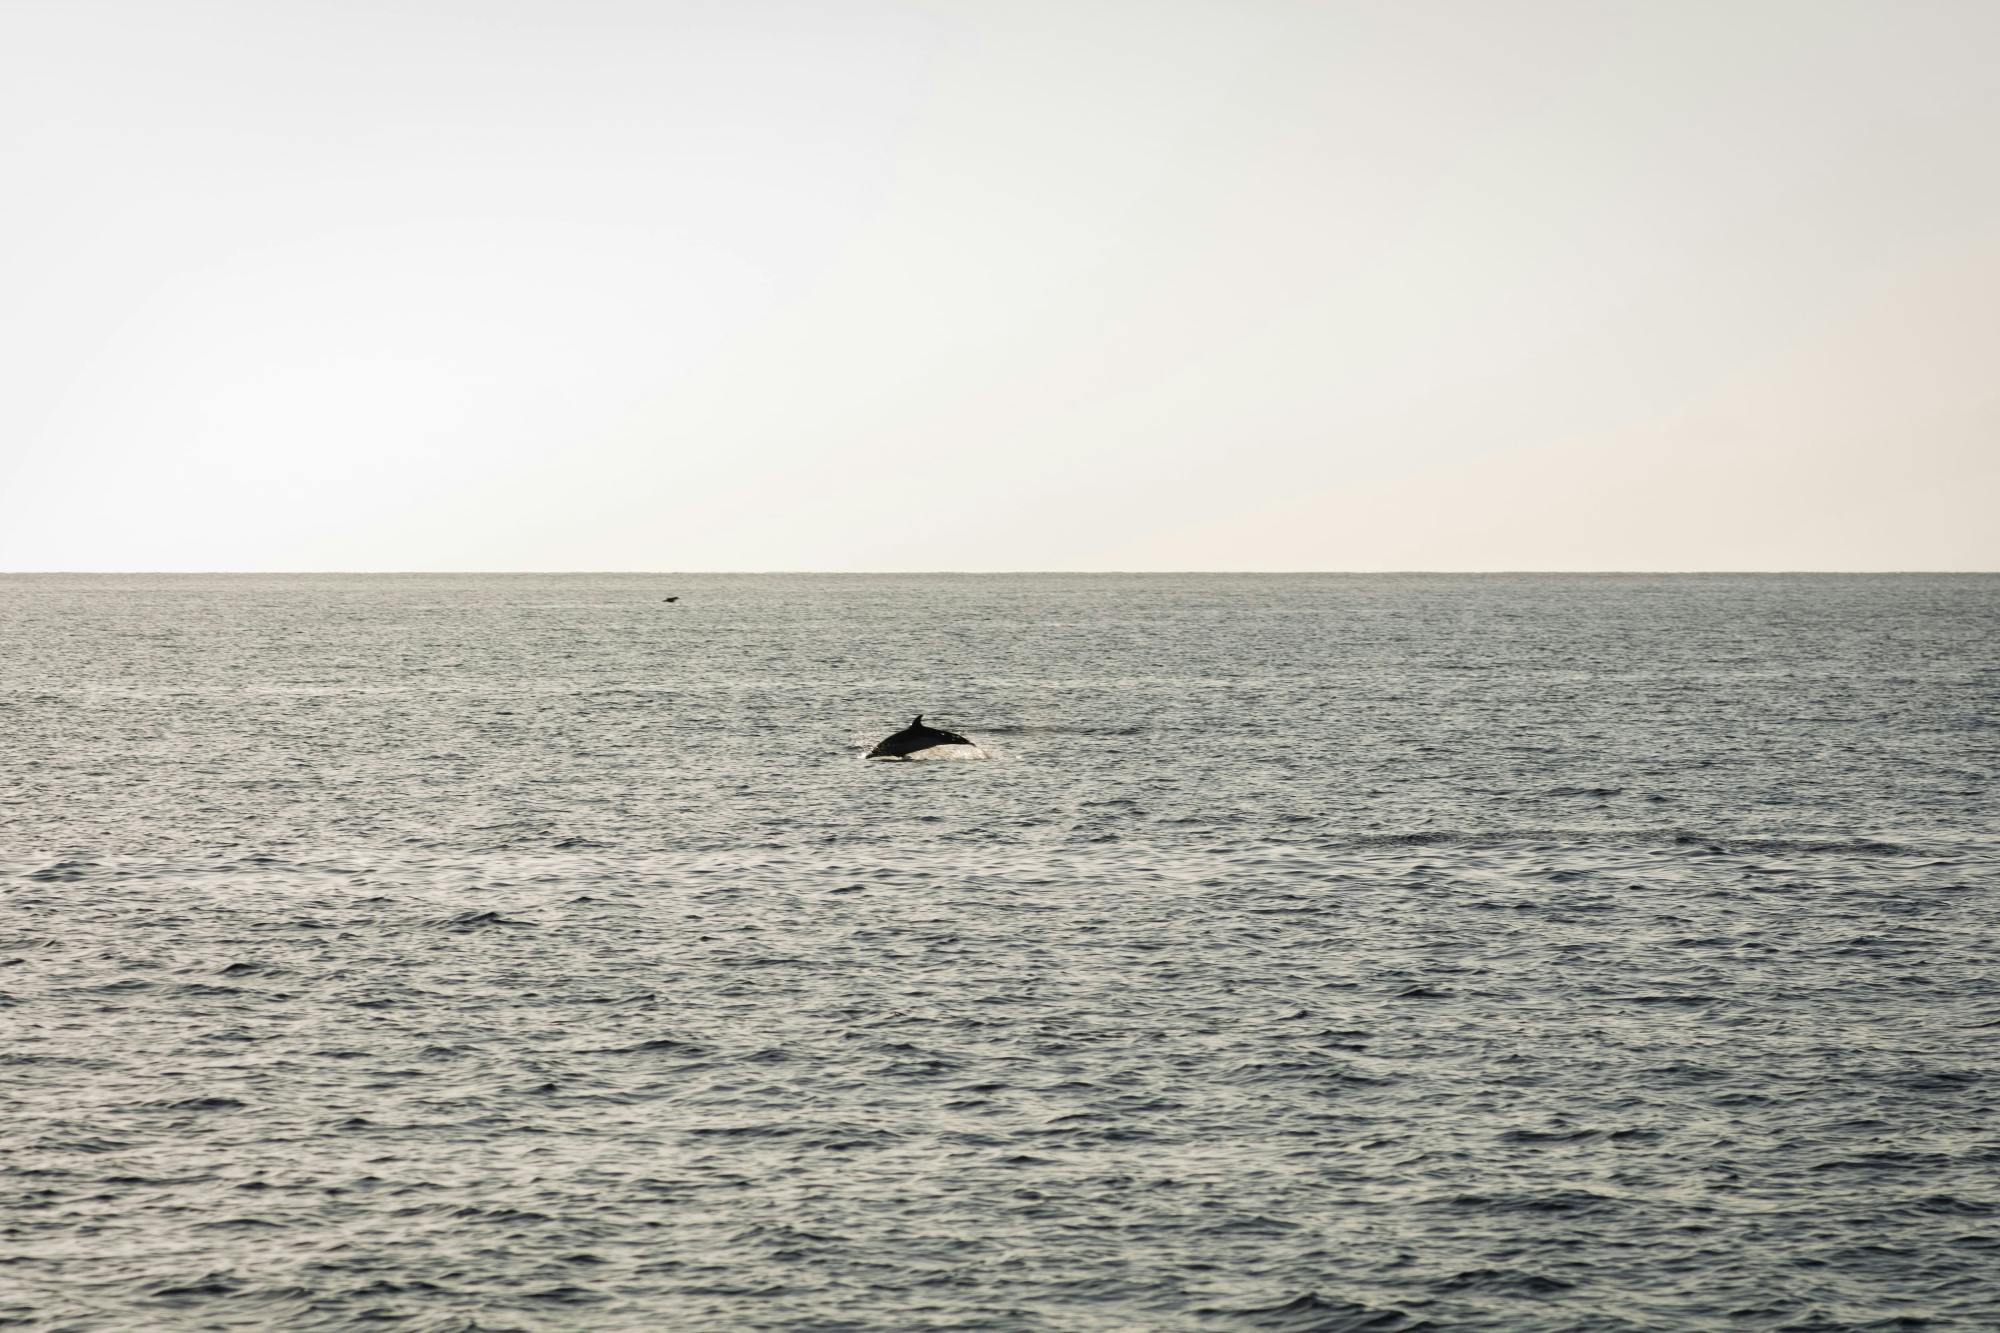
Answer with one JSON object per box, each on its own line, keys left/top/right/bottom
{"left": 868, "top": 721, "right": 976, "bottom": 758}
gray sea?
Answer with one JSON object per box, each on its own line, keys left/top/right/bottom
{"left": 2, "top": 573, "right": 1996, "bottom": 1332}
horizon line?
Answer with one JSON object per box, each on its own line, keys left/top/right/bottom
{"left": 4, "top": 569, "right": 1995, "bottom": 577}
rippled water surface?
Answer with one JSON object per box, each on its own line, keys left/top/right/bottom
{"left": 3, "top": 573, "right": 1996, "bottom": 1331}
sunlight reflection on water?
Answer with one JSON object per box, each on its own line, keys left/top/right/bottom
{"left": 1, "top": 573, "right": 1995, "bottom": 1330}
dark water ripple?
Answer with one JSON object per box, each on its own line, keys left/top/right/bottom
{"left": 1, "top": 573, "right": 1996, "bottom": 1330}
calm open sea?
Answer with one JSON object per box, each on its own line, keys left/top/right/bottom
{"left": 2, "top": 573, "right": 1996, "bottom": 1330}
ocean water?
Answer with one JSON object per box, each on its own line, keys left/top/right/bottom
{"left": 2, "top": 572, "right": 1996, "bottom": 1332}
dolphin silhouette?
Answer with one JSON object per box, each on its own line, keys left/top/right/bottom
{"left": 867, "top": 715, "right": 977, "bottom": 759}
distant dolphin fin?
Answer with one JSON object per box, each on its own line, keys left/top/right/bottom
{"left": 868, "top": 717, "right": 977, "bottom": 758}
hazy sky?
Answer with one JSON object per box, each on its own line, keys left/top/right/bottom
{"left": 3, "top": 0, "right": 1996, "bottom": 570}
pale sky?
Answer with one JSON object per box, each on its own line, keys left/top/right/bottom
{"left": 3, "top": 0, "right": 1996, "bottom": 570}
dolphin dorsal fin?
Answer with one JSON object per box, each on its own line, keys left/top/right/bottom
{"left": 912, "top": 714, "right": 923, "bottom": 726}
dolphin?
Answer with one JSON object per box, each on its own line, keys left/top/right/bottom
{"left": 867, "top": 714, "right": 977, "bottom": 759}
